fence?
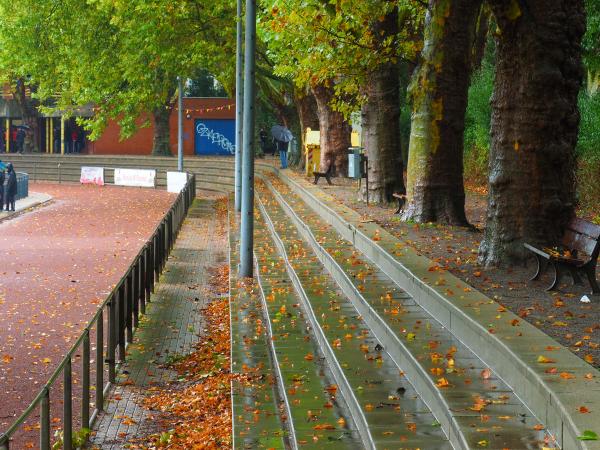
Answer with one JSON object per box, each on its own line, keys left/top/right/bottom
{"left": 0, "top": 173, "right": 196, "bottom": 450}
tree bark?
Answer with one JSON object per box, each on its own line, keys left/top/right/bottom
{"left": 359, "top": 5, "right": 405, "bottom": 204}
{"left": 295, "top": 88, "right": 319, "bottom": 170}
{"left": 152, "top": 105, "right": 172, "bottom": 156}
{"left": 311, "top": 83, "right": 352, "bottom": 175}
{"left": 12, "top": 78, "right": 41, "bottom": 153}
{"left": 402, "top": 0, "right": 482, "bottom": 225}
{"left": 479, "top": 0, "right": 585, "bottom": 266}
{"left": 472, "top": 5, "right": 490, "bottom": 72}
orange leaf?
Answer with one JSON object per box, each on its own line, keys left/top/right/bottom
{"left": 559, "top": 372, "right": 575, "bottom": 380}
{"left": 579, "top": 406, "right": 591, "bottom": 413}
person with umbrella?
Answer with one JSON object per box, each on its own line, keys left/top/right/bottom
{"left": 271, "top": 125, "right": 293, "bottom": 169}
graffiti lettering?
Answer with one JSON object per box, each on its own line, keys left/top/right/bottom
{"left": 195, "top": 122, "right": 236, "bottom": 154}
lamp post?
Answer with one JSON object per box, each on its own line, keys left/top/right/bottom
{"left": 239, "top": 0, "right": 256, "bottom": 278}
{"left": 234, "top": 0, "right": 243, "bottom": 212}
{"left": 177, "top": 76, "right": 184, "bottom": 172}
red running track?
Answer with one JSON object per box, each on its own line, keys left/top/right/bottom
{"left": 0, "top": 183, "right": 175, "bottom": 437}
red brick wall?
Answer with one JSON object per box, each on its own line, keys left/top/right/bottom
{"left": 91, "top": 98, "right": 236, "bottom": 155}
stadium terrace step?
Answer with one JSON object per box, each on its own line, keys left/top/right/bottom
{"left": 253, "top": 207, "right": 363, "bottom": 448}
{"left": 258, "top": 166, "right": 600, "bottom": 450}
{"left": 258, "top": 176, "right": 555, "bottom": 450}
{"left": 229, "top": 208, "right": 288, "bottom": 449}
{"left": 256, "top": 185, "right": 452, "bottom": 449}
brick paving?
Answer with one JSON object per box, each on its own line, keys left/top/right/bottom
{"left": 89, "top": 198, "right": 227, "bottom": 449}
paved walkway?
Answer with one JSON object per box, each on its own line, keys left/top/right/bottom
{"left": 0, "top": 191, "right": 52, "bottom": 221}
{"left": 90, "top": 199, "right": 226, "bottom": 449}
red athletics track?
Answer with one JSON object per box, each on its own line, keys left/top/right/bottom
{"left": 0, "top": 183, "right": 175, "bottom": 444}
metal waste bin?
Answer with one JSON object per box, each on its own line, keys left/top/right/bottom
{"left": 348, "top": 147, "right": 363, "bottom": 178}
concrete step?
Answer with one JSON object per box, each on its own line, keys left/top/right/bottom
{"left": 228, "top": 209, "right": 288, "bottom": 450}
{"left": 262, "top": 167, "right": 600, "bottom": 450}
{"left": 256, "top": 183, "right": 451, "bottom": 450}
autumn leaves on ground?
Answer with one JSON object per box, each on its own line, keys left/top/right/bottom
{"left": 0, "top": 183, "right": 175, "bottom": 425}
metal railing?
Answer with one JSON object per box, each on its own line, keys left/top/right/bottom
{"left": 0, "top": 174, "right": 196, "bottom": 450}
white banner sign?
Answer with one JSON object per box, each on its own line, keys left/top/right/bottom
{"left": 167, "top": 171, "right": 188, "bottom": 193}
{"left": 114, "top": 168, "right": 156, "bottom": 188}
{"left": 80, "top": 166, "right": 104, "bottom": 186}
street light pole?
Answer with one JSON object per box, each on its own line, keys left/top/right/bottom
{"left": 239, "top": 0, "right": 256, "bottom": 278}
{"left": 234, "top": 0, "right": 243, "bottom": 212}
{"left": 177, "top": 76, "right": 184, "bottom": 172}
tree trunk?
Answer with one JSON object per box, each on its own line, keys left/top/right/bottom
{"left": 472, "top": 5, "right": 490, "bottom": 72}
{"left": 311, "top": 83, "right": 352, "bottom": 175}
{"left": 12, "top": 79, "right": 41, "bottom": 153}
{"left": 295, "top": 89, "right": 319, "bottom": 170}
{"left": 360, "top": 7, "right": 405, "bottom": 204}
{"left": 402, "top": 0, "right": 482, "bottom": 225}
{"left": 152, "top": 105, "right": 172, "bottom": 156}
{"left": 479, "top": 0, "right": 585, "bottom": 267}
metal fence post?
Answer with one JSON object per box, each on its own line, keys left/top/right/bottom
{"left": 133, "top": 262, "right": 139, "bottom": 328}
{"left": 82, "top": 330, "right": 90, "bottom": 430}
{"left": 125, "top": 273, "right": 133, "bottom": 343}
{"left": 40, "top": 387, "right": 50, "bottom": 450}
{"left": 140, "top": 253, "right": 147, "bottom": 313}
{"left": 108, "top": 297, "right": 116, "bottom": 383}
{"left": 118, "top": 284, "right": 126, "bottom": 362}
{"left": 96, "top": 311, "right": 104, "bottom": 411}
{"left": 64, "top": 358, "right": 72, "bottom": 450}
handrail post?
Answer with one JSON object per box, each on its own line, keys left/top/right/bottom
{"left": 125, "top": 273, "right": 133, "bottom": 343}
{"left": 40, "top": 387, "right": 50, "bottom": 450}
{"left": 140, "top": 252, "right": 147, "bottom": 313}
{"left": 82, "top": 330, "right": 90, "bottom": 429}
{"left": 63, "top": 358, "right": 72, "bottom": 450}
{"left": 133, "top": 261, "right": 139, "bottom": 328}
{"left": 96, "top": 311, "right": 104, "bottom": 411}
{"left": 108, "top": 296, "right": 116, "bottom": 383}
{"left": 118, "top": 284, "right": 126, "bottom": 362}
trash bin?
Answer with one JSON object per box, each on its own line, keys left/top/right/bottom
{"left": 348, "top": 147, "right": 362, "bottom": 178}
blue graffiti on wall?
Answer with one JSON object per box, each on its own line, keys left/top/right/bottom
{"left": 194, "top": 119, "right": 236, "bottom": 155}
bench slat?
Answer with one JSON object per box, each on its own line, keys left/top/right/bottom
{"left": 567, "top": 217, "right": 600, "bottom": 240}
{"left": 561, "top": 230, "right": 599, "bottom": 261}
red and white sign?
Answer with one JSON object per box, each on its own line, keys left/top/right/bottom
{"left": 114, "top": 168, "right": 156, "bottom": 188}
{"left": 80, "top": 166, "right": 105, "bottom": 186}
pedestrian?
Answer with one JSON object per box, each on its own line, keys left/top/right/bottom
{"left": 71, "top": 129, "right": 79, "bottom": 153}
{"left": 0, "top": 166, "right": 5, "bottom": 211}
{"left": 275, "top": 138, "right": 288, "bottom": 169}
{"left": 16, "top": 128, "right": 25, "bottom": 153}
{"left": 10, "top": 127, "right": 17, "bottom": 152}
{"left": 5, "top": 163, "right": 17, "bottom": 211}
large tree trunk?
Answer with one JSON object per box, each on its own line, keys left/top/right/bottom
{"left": 12, "top": 79, "right": 41, "bottom": 153}
{"left": 295, "top": 88, "right": 319, "bottom": 170}
{"left": 402, "top": 0, "right": 482, "bottom": 225}
{"left": 360, "top": 5, "right": 405, "bottom": 205}
{"left": 479, "top": 0, "right": 585, "bottom": 267}
{"left": 311, "top": 83, "right": 352, "bottom": 175}
{"left": 152, "top": 105, "right": 172, "bottom": 156}
{"left": 472, "top": 5, "right": 490, "bottom": 72}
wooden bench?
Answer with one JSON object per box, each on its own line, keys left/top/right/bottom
{"left": 392, "top": 192, "right": 406, "bottom": 214}
{"left": 524, "top": 217, "right": 600, "bottom": 294}
{"left": 313, "top": 163, "right": 333, "bottom": 185}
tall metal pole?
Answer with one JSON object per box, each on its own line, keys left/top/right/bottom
{"left": 234, "top": 0, "right": 244, "bottom": 212}
{"left": 177, "top": 76, "right": 184, "bottom": 172}
{"left": 239, "top": 0, "right": 256, "bottom": 278}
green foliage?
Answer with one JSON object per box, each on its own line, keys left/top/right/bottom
{"left": 463, "top": 61, "right": 494, "bottom": 183}
{"left": 0, "top": 0, "right": 236, "bottom": 140}
{"left": 584, "top": 0, "right": 600, "bottom": 73}
{"left": 187, "top": 69, "right": 228, "bottom": 98}
{"left": 577, "top": 91, "right": 600, "bottom": 162}
{"left": 260, "top": 0, "right": 424, "bottom": 116}
{"left": 52, "top": 428, "right": 91, "bottom": 450}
